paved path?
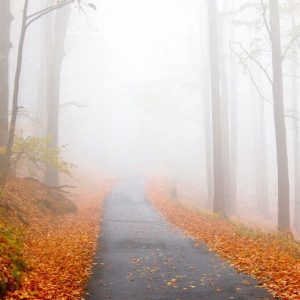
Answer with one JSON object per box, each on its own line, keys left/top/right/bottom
{"left": 85, "top": 177, "right": 274, "bottom": 300}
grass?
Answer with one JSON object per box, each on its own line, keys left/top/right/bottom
{"left": 171, "top": 196, "right": 221, "bottom": 220}
{"left": 270, "top": 231, "right": 300, "bottom": 258}
{"left": 233, "top": 221, "right": 300, "bottom": 258}
{"left": 174, "top": 195, "right": 300, "bottom": 258}
{"left": 233, "top": 222, "right": 264, "bottom": 239}
{"left": 0, "top": 224, "right": 26, "bottom": 298}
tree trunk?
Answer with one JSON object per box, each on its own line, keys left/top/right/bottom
{"left": 198, "top": 1, "right": 213, "bottom": 209}
{"left": 0, "top": 1, "right": 12, "bottom": 147}
{"left": 292, "top": 62, "right": 300, "bottom": 231}
{"left": 35, "top": 2, "right": 48, "bottom": 138}
{"left": 229, "top": 0, "right": 237, "bottom": 214}
{"left": 0, "top": 0, "right": 29, "bottom": 186}
{"left": 219, "top": 13, "right": 231, "bottom": 216}
{"left": 252, "top": 78, "right": 269, "bottom": 218}
{"left": 207, "top": 0, "right": 225, "bottom": 216}
{"left": 269, "top": 0, "right": 290, "bottom": 230}
{"left": 203, "top": 75, "right": 213, "bottom": 208}
{"left": 258, "top": 99, "right": 270, "bottom": 217}
{"left": 229, "top": 50, "right": 238, "bottom": 215}
{"left": 44, "top": 5, "right": 71, "bottom": 186}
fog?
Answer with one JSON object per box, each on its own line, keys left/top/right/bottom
{"left": 2, "top": 0, "right": 300, "bottom": 234}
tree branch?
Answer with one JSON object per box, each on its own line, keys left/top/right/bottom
{"left": 24, "top": 177, "right": 75, "bottom": 192}
{"left": 260, "top": 0, "right": 271, "bottom": 40}
{"left": 26, "top": 0, "right": 71, "bottom": 20}
{"left": 59, "top": 102, "right": 90, "bottom": 109}
{"left": 230, "top": 41, "right": 272, "bottom": 105}
{"left": 177, "top": 110, "right": 203, "bottom": 127}
{"left": 229, "top": 41, "right": 273, "bottom": 84}
{"left": 283, "top": 73, "right": 300, "bottom": 79}
{"left": 25, "top": 0, "right": 74, "bottom": 29}
{"left": 282, "top": 34, "right": 300, "bottom": 61}
{"left": 230, "top": 42, "right": 300, "bottom": 123}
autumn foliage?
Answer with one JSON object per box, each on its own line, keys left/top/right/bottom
{"left": 146, "top": 178, "right": 300, "bottom": 300}
{"left": 0, "top": 177, "right": 113, "bottom": 299}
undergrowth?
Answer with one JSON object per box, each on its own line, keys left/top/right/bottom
{"left": 0, "top": 178, "right": 77, "bottom": 298}
{"left": 0, "top": 223, "right": 26, "bottom": 298}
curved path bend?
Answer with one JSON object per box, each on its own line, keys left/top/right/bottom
{"left": 85, "top": 177, "right": 274, "bottom": 300}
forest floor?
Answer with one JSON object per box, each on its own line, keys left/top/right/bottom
{"left": 85, "top": 176, "right": 273, "bottom": 300}
{"left": 0, "top": 177, "right": 112, "bottom": 299}
{"left": 146, "top": 178, "right": 300, "bottom": 300}
{"left": 2, "top": 176, "right": 299, "bottom": 299}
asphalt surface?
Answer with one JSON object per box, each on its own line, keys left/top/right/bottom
{"left": 85, "top": 177, "right": 274, "bottom": 300}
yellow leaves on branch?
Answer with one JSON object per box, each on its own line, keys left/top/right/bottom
{"left": 146, "top": 179, "right": 300, "bottom": 300}
{"left": 0, "top": 135, "right": 75, "bottom": 179}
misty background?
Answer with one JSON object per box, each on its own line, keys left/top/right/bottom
{"left": 2, "top": 0, "right": 300, "bottom": 234}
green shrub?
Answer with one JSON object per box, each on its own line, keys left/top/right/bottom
{"left": 0, "top": 135, "right": 75, "bottom": 180}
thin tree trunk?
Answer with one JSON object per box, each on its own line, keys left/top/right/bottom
{"left": 219, "top": 13, "right": 230, "bottom": 216}
{"left": 198, "top": 1, "right": 213, "bottom": 209}
{"left": 203, "top": 76, "right": 213, "bottom": 208}
{"left": 35, "top": 3, "right": 48, "bottom": 137}
{"left": 259, "top": 100, "right": 270, "bottom": 217}
{"left": 253, "top": 82, "right": 269, "bottom": 218}
{"left": 0, "top": 1, "right": 12, "bottom": 147}
{"left": 207, "top": 0, "right": 225, "bottom": 216}
{"left": 269, "top": 0, "right": 290, "bottom": 230}
{"left": 229, "top": 0, "right": 237, "bottom": 214}
{"left": 44, "top": 5, "right": 71, "bottom": 186}
{"left": 229, "top": 52, "right": 238, "bottom": 215}
{"left": 0, "top": 0, "right": 29, "bottom": 186}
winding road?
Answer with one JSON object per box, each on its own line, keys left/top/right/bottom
{"left": 85, "top": 177, "right": 273, "bottom": 300}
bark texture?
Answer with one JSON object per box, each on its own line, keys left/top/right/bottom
{"left": 0, "top": 0, "right": 12, "bottom": 147}
{"left": 269, "top": 0, "right": 290, "bottom": 230}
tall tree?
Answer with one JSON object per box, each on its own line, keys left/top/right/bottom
{"left": 0, "top": 0, "right": 30, "bottom": 186}
{"left": 0, "top": 1, "right": 12, "bottom": 147}
{"left": 0, "top": 0, "right": 77, "bottom": 186}
{"left": 291, "top": 60, "right": 300, "bottom": 230}
{"left": 269, "top": 0, "right": 290, "bottom": 230}
{"left": 207, "top": 0, "right": 226, "bottom": 216}
{"left": 231, "top": 0, "right": 300, "bottom": 229}
{"left": 44, "top": 3, "right": 71, "bottom": 186}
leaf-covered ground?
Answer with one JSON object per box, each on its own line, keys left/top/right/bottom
{"left": 146, "top": 179, "right": 300, "bottom": 300}
{"left": 0, "top": 177, "right": 112, "bottom": 299}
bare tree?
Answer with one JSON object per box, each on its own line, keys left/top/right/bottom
{"left": 0, "top": 0, "right": 29, "bottom": 186}
{"left": 230, "top": 0, "right": 300, "bottom": 230}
